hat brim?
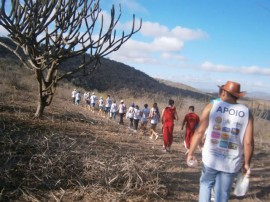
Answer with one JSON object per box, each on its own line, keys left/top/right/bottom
{"left": 218, "top": 85, "right": 246, "bottom": 98}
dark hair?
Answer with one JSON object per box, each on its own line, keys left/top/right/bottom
{"left": 144, "top": 104, "right": 148, "bottom": 108}
{"left": 168, "top": 99, "right": 174, "bottom": 106}
{"left": 189, "top": 106, "right": 194, "bottom": 111}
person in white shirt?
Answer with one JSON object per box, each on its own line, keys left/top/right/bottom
{"left": 90, "top": 92, "right": 97, "bottom": 112}
{"left": 118, "top": 100, "right": 126, "bottom": 125}
{"left": 71, "top": 89, "right": 77, "bottom": 104}
{"left": 187, "top": 81, "right": 254, "bottom": 202}
{"left": 126, "top": 103, "right": 135, "bottom": 129}
{"left": 105, "top": 95, "right": 112, "bottom": 118}
{"left": 149, "top": 103, "right": 160, "bottom": 140}
{"left": 133, "top": 105, "right": 141, "bottom": 132}
{"left": 75, "top": 91, "right": 81, "bottom": 105}
{"left": 140, "top": 104, "right": 150, "bottom": 134}
{"left": 110, "top": 100, "right": 118, "bottom": 120}
{"left": 98, "top": 97, "right": 104, "bottom": 116}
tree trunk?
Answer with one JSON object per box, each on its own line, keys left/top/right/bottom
{"left": 34, "top": 94, "right": 48, "bottom": 118}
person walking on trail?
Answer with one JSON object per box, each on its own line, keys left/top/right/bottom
{"left": 186, "top": 81, "right": 254, "bottom": 202}
{"left": 126, "top": 103, "right": 135, "bottom": 129}
{"left": 118, "top": 100, "right": 126, "bottom": 125}
{"left": 140, "top": 104, "right": 150, "bottom": 134}
{"left": 98, "top": 97, "right": 104, "bottom": 116}
{"left": 161, "top": 99, "right": 179, "bottom": 152}
{"left": 181, "top": 106, "right": 200, "bottom": 154}
{"left": 105, "top": 95, "right": 112, "bottom": 118}
{"left": 110, "top": 100, "right": 118, "bottom": 120}
{"left": 71, "top": 89, "right": 77, "bottom": 104}
{"left": 90, "top": 92, "right": 97, "bottom": 112}
{"left": 75, "top": 91, "right": 81, "bottom": 105}
{"left": 133, "top": 105, "right": 141, "bottom": 132}
{"left": 149, "top": 103, "right": 160, "bottom": 140}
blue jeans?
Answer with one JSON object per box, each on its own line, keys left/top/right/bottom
{"left": 199, "top": 164, "right": 237, "bottom": 202}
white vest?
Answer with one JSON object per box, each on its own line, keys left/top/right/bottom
{"left": 202, "top": 100, "right": 249, "bottom": 173}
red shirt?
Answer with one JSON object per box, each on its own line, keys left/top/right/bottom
{"left": 183, "top": 112, "right": 200, "bottom": 130}
{"left": 163, "top": 107, "right": 176, "bottom": 124}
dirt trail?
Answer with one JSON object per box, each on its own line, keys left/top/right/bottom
{"left": 75, "top": 107, "right": 270, "bottom": 202}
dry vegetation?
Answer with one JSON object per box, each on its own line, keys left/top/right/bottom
{"left": 1, "top": 57, "right": 270, "bottom": 202}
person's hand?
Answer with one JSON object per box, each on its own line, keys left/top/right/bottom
{"left": 243, "top": 164, "right": 251, "bottom": 176}
{"left": 186, "top": 154, "right": 197, "bottom": 167}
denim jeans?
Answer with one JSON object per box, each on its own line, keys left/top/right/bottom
{"left": 199, "top": 164, "right": 237, "bottom": 202}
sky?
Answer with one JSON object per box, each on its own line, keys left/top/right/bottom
{"left": 1, "top": 0, "right": 270, "bottom": 96}
{"left": 101, "top": 0, "right": 270, "bottom": 95}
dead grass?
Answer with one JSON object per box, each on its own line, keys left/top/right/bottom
{"left": 1, "top": 64, "right": 270, "bottom": 201}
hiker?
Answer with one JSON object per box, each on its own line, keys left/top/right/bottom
{"left": 105, "top": 95, "right": 112, "bottom": 118}
{"left": 126, "top": 103, "right": 135, "bottom": 129}
{"left": 149, "top": 103, "right": 160, "bottom": 140}
{"left": 110, "top": 100, "right": 118, "bottom": 120}
{"left": 140, "top": 104, "right": 150, "bottom": 134}
{"left": 75, "top": 91, "right": 81, "bottom": 105}
{"left": 161, "top": 99, "right": 179, "bottom": 152}
{"left": 181, "top": 106, "right": 200, "bottom": 154}
{"left": 83, "top": 92, "right": 88, "bottom": 108}
{"left": 71, "top": 89, "right": 77, "bottom": 104}
{"left": 98, "top": 97, "right": 104, "bottom": 116}
{"left": 85, "top": 92, "right": 91, "bottom": 110}
{"left": 133, "top": 105, "right": 141, "bottom": 132}
{"left": 118, "top": 100, "right": 126, "bottom": 125}
{"left": 187, "top": 81, "right": 254, "bottom": 202}
{"left": 90, "top": 92, "right": 97, "bottom": 112}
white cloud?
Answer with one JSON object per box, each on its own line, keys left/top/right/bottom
{"left": 171, "top": 26, "right": 208, "bottom": 40}
{"left": 140, "top": 21, "right": 207, "bottom": 41}
{"left": 201, "top": 61, "right": 270, "bottom": 76}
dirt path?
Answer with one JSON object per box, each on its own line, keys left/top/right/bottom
{"left": 77, "top": 108, "right": 270, "bottom": 202}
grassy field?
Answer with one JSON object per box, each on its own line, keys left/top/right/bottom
{"left": 1, "top": 58, "right": 270, "bottom": 201}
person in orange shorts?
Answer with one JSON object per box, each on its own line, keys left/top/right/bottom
{"left": 181, "top": 106, "right": 200, "bottom": 154}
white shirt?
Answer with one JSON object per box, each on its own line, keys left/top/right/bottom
{"left": 106, "top": 97, "right": 112, "bottom": 107}
{"left": 118, "top": 103, "right": 126, "bottom": 113}
{"left": 99, "top": 99, "right": 104, "bottom": 107}
{"left": 110, "top": 103, "right": 117, "bottom": 113}
{"left": 202, "top": 100, "right": 249, "bottom": 173}
{"left": 72, "top": 90, "right": 76, "bottom": 98}
{"left": 127, "top": 106, "right": 135, "bottom": 118}
{"left": 133, "top": 108, "right": 141, "bottom": 120}
{"left": 90, "top": 95, "right": 97, "bottom": 104}
{"left": 75, "top": 92, "right": 81, "bottom": 100}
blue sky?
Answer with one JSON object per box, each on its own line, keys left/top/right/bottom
{"left": 102, "top": 0, "right": 270, "bottom": 95}
{"left": 1, "top": 0, "right": 270, "bottom": 96}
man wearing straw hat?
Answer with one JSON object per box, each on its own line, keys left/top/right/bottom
{"left": 187, "top": 81, "right": 254, "bottom": 202}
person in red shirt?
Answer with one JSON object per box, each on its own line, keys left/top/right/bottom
{"left": 181, "top": 106, "right": 200, "bottom": 154}
{"left": 161, "top": 99, "right": 179, "bottom": 152}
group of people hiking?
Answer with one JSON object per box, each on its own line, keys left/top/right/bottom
{"left": 71, "top": 89, "right": 200, "bottom": 154}
{"left": 71, "top": 80, "right": 254, "bottom": 202}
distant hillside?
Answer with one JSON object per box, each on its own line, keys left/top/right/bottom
{"left": 62, "top": 57, "right": 213, "bottom": 100}
{"left": 0, "top": 37, "right": 212, "bottom": 101}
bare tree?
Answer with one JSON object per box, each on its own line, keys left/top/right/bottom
{"left": 0, "top": 0, "right": 142, "bottom": 117}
